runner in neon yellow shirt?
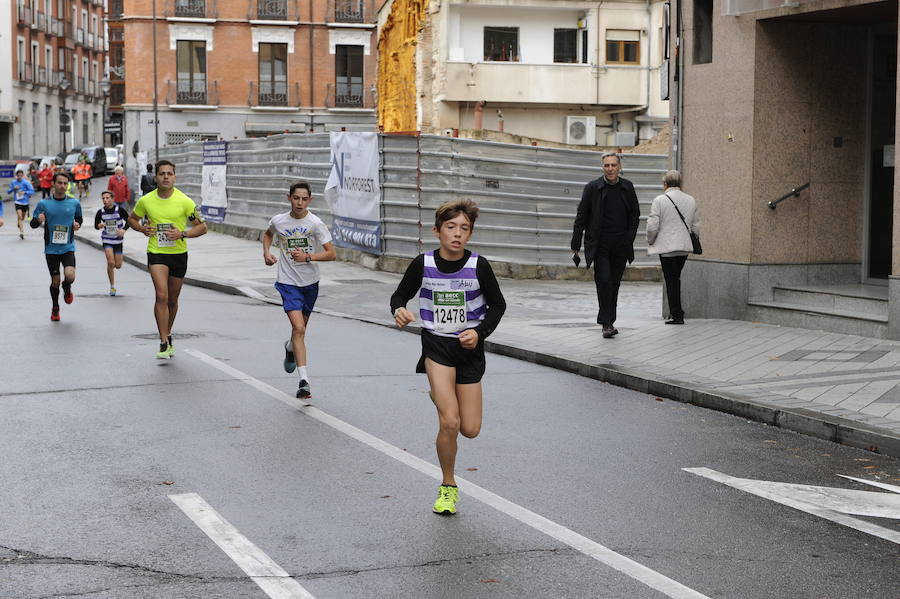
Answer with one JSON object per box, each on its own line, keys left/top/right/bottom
{"left": 128, "top": 160, "right": 207, "bottom": 359}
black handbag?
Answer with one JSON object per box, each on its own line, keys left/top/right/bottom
{"left": 665, "top": 194, "right": 702, "bottom": 255}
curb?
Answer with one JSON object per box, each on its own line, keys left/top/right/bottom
{"left": 74, "top": 231, "right": 900, "bottom": 459}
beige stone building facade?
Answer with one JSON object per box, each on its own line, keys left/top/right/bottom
{"left": 377, "top": 0, "right": 670, "bottom": 147}
{"left": 673, "top": 0, "right": 900, "bottom": 338}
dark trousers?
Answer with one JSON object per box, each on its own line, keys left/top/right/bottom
{"left": 593, "top": 243, "right": 628, "bottom": 326}
{"left": 660, "top": 254, "right": 688, "bottom": 319}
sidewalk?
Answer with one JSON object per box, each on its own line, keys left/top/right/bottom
{"left": 74, "top": 218, "right": 900, "bottom": 458}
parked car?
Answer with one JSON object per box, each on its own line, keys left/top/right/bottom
{"left": 69, "top": 145, "right": 108, "bottom": 177}
{"left": 104, "top": 147, "right": 119, "bottom": 172}
{"left": 30, "top": 155, "right": 59, "bottom": 169}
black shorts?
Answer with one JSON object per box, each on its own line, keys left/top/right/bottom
{"left": 45, "top": 252, "right": 76, "bottom": 275}
{"left": 147, "top": 252, "right": 188, "bottom": 278}
{"left": 416, "top": 331, "right": 486, "bottom": 385}
{"left": 15, "top": 204, "right": 28, "bottom": 215}
{"left": 103, "top": 243, "right": 124, "bottom": 254}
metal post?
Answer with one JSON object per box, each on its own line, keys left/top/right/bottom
{"left": 152, "top": 0, "right": 160, "bottom": 163}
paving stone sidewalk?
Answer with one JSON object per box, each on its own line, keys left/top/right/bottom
{"left": 75, "top": 224, "right": 900, "bottom": 458}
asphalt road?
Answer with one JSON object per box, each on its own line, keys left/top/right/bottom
{"left": 1, "top": 218, "right": 899, "bottom": 599}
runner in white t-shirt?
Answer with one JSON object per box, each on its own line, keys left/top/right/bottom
{"left": 263, "top": 181, "right": 336, "bottom": 400}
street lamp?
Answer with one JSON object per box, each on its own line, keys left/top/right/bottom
{"left": 59, "top": 77, "right": 71, "bottom": 153}
{"left": 100, "top": 77, "right": 111, "bottom": 146}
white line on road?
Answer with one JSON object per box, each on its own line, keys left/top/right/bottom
{"left": 169, "top": 492, "right": 315, "bottom": 599}
{"left": 186, "top": 348, "right": 709, "bottom": 599}
{"left": 684, "top": 468, "right": 900, "bottom": 545}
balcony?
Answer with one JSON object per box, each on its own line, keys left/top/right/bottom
{"left": 49, "top": 17, "right": 62, "bottom": 36}
{"left": 167, "top": 0, "right": 217, "bottom": 18}
{"left": 167, "top": 79, "right": 220, "bottom": 106}
{"left": 88, "top": 32, "right": 96, "bottom": 49}
{"left": 76, "top": 77, "right": 86, "bottom": 94}
{"left": 97, "top": 36, "right": 105, "bottom": 51}
{"left": 326, "top": 82, "right": 373, "bottom": 108}
{"left": 54, "top": 70, "right": 67, "bottom": 88}
{"left": 443, "top": 62, "right": 598, "bottom": 105}
{"left": 249, "top": 80, "right": 300, "bottom": 107}
{"left": 333, "top": 0, "right": 364, "bottom": 23}
{"left": 37, "top": 67, "right": 47, "bottom": 86}
{"left": 249, "top": 0, "right": 299, "bottom": 21}
{"left": 19, "top": 63, "right": 34, "bottom": 83}
{"left": 35, "top": 12, "right": 46, "bottom": 31}
{"left": 76, "top": 28, "right": 85, "bottom": 45}
{"left": 17, "top": 3, "right": 31, "bottom": 26}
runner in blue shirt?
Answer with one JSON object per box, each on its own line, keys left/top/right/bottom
{"left": 30, "top": 172, "right": 83, "bottom": 321}
{"left": 8, "top": 170, "right": 35, "bottom": 240}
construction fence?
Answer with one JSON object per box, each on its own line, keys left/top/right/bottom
{"left": 158, "top": 133, "right": 668, "bottom": 276}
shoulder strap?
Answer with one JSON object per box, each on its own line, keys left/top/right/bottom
{"left": 664, "top": 193, "right": 691, "bottom": 233}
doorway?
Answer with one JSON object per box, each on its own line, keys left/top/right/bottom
{"left": 867, "top": 31, "right": 896, "bottom": 279}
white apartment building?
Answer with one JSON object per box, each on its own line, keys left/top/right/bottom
{"left": 4, "top": 1, "right": 108, "bottom": 159}
{"left": 379, "top": 0, "right": 670, "bottom": 147}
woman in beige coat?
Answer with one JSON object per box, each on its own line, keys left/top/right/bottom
{"left": 646, "top": 170, "right": 700, "bottom": 324}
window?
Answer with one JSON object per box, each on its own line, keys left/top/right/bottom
{"left": 484, "top": 27, "right": 518, "bottom": 62}
{"left": 693, "top": 0, "right": 713, "bottom": 64}
{"left": 554, "top": 29, "right": 578, "bottom": 63}
{"left": 258, "top": 42, "right": 287, "bottom": 106}
{"left": 176, "top": 40, "right": 207, "bottom": 104}
{"left": 335, "top": 45, "right": 363, "bottom": 107}
{"left": 606, "top": 31, "right": 640, "bottom": 64}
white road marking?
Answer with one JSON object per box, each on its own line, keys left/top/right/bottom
{"left": 170, "top": 492, "right": 315, "bottom": 599}
{"left": 684, "top": 468, "right": 900, "bottom": 545}
{"left": 186, "top": 349, "right": 709, "bottom": 599}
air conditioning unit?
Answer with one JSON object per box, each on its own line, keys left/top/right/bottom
{"left": 608, "top": 131, "right": 637, "bottom": 147}
{"left": 565, "top": 116, "right": 596, "bottom": 146}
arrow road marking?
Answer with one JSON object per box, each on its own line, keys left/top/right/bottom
{"left": 186, "top": 349, "right": 710, "bottom": 599}
{"left": 684, "top": 468, "right": 900, "bottom": 545}
{"left": 170, "top": 492, "right": 315, "bottom": 599}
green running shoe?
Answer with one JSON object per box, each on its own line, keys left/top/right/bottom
{"left": 156, "top": 342, "right": 171, "bottom": 359}
{"left": 432, "top": 485, "right": 458, "bottom": 515}
{"left": 167, "top": 336, "right": 175, "bottom": 357}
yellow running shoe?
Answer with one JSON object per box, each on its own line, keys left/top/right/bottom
{"left": 156, "top": 342, "right": 171, "bottom": 359}
{"left": 432, "top": 485, "right": 458, "bottom": 515}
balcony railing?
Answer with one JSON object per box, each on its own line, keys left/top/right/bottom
{"left": 35, "top": 12, "right": 46, "bottom": 31}
{"left": 167, "top": 79, "right": 220, "bottom": 105}
{"left": 75, "top": 28, "right": 85, "bottom": 45}
{"left": 19, "top": 63, "right": 34, "bottom": 83}
{"left": 49, "top": 17, "right": 62, "bottom": 36}
{"left": 170, "top": 0, "right": 207, "bottom": 18}
{"left": 17, "top": 3, "right": 31, "bottom": 26}
{"left": 54, "top": 70, "right": 67, "bottom": 88}
{"left": 326, "top": 82, "right": 371, "bottom": 108}
{"left": 88, "top": 33, "right": 96, "bottom": 48}
{"left": 248, "top": 80, "right": 300, "bottom": 107}
{"left": 37, "top": 67, "right": 47, "bottom": 86}
{"left": 76, "top": 77, "right": 86, "bottom": 94}
{"left": 248, "top": 0, "right": 299, "bottom": 20}
{"left": 334, "top": 0, "right": 364, "bottom": 23}
{"left": 97, "top": 36, "right": 105, "bottom": 50}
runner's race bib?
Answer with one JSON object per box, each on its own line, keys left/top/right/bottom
{"left": 156, "top": 223, "right": 176, "bottom": 247}
{"left": 52, "top": 225, "right": 69, "bottom": 245}
{"left": 16, "top": 191, "right": 24, "bottom": 201}
{"left": 104, "top": 219, "right": 119, "bottom": 235}
{"left": 433, "top": 290, "right": 467, "bottom": 334}
{"left": 287, "top": 237, "right": 310, "bottom": 255}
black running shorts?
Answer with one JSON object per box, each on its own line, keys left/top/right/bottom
{"left": 45, "top": 252, "right": 76, "bottom": 275}
{"left": 147, "top": 252, "right": 188, "bottom": 278}
{"left": 416, "top": 330, "right": 486, "bottom": 385}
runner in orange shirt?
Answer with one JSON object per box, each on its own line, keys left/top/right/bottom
{"left": 72, "top": 159, "right": 92, "bottom": 200}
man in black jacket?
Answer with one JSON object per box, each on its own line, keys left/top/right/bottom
{"left": 571, "top": 153, "right": 640, "bottom": 338}
{"left": 140, "top": 164, "right": 157, "bottom": 196}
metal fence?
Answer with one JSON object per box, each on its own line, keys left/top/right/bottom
{"left": 158, "top": 133, "right": 668, "bottom": 267}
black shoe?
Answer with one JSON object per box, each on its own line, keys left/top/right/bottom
{"left": 296, "top": 379, "right": 311, "bottom": 399}
{"left": 665, "top": 318, "right": 685, "bottom": 325}
{"left": 602, "top": 326, "right": 615, "bottom": 338}
{"left": 283, "top": 341, "right": 297, "bottom": 374}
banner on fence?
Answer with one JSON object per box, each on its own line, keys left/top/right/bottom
{"left": 201, "top": 140, "right": 228, "bottom": 223}
{"left": 324, "top": 132, "right": 381, "bottom": 254}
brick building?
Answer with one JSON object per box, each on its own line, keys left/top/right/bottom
{"left": 121, "top": 0, "right": 377, "bottom": 158}
{"left": 2, "top": 0, "right": 108, "bottom": 158}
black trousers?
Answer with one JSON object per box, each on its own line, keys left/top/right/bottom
{"left": 593, "top": 243, "right": 629, "bottom": 326}
{"left": 660, "top": 254, "right": 688, "bottom": 319}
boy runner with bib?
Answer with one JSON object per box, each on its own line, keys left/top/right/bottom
{"left": 94, "top": 191, "right": 130, "bottom": 296}
{"left": 9, "top": 170, "right": 35, "bottom": 239}
{"left": 127, "top": 160, "right": 207, "bottom": 359}
{"left": 390, "top": 199, "right": 506, "bottom": 515}
{"left": 262, "top": 181, "right": 336, "bottom": 400}
{"left": 30, "top": 172, "right": 83, "bottom": 321}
